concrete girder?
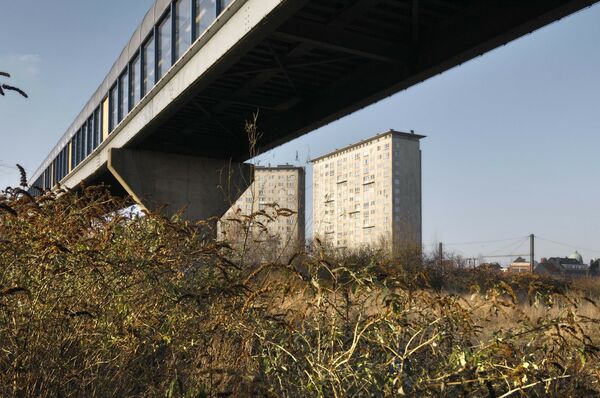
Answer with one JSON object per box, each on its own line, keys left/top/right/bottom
{"left": 108, "top": 148, "right": 253, "bottom": 223}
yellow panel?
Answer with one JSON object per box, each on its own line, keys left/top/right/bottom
{"left": 102, "top": 98, "right": 109, "bottom": 140}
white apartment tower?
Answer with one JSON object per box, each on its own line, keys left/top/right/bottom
{"left": 312, "top": 130, "right": 424, "bottom": 252}
{"left": 218, "top": 165, "right": 305, "bottom": 260}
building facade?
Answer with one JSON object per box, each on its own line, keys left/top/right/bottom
{"left": 507, "top": 257, "right": 531, "bottom": 273}
{"left": 218, "top": 165, "right": 305, "bottom": 260}
{"left": 311, "top": 130, "right": 424, "bottom": 252}
{"left": 535, "top": 251, "right": 590, "bottom": 278}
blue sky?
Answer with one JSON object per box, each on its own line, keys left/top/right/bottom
{"left": 1, "top": 1, "right": 600, "bottom": 263}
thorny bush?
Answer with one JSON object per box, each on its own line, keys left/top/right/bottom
{"left": 1, "top": 184, "right": 599, "bottom": 397}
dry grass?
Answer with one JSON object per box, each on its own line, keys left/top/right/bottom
{"left": 1, "top": 184, "right": 599, "bottom": 397}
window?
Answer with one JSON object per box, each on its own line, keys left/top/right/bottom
{"left": 142, "top": 34, "right": 155, "bottom": 96}
{"left": 130, "top": 53, "right": 141, "bottom": 108}
{"left": 87, "top": 117, "right": 94, "bottom": 155}
{"left": 56, "top": 153, "right": 61, "bottom": 182}
{"left": 59, "top": 151, "right": 63, "bottom": 181}
{"left": 74, "top": 130, "right": 80, "bottom": 165}
{"left": 109, "top": 86, "right": 118, "bottom": 131}
{"left": 94, "top": 107, "right": 102, "bottom": 147}
{"left": 195, "top": 0, "right": 217, "bottom": 38}
{"left": 70, "top": 138, "right": 76, "bottom": 170}
{"left": 175, "top": 0, "right": 192, "bottom": 59}
{"left": 218, "top": 0, "right": 234, "bottom": 13}
{"left": 81, "top": 124, "right": 87, "bottom": 160}
{"left": 157, "top": 12, "right": 172, "bottom": 79}
{"left": 63, "top": 148, "right": 68, "bottom": 178}
{"left": 52, "top": 158, "right": 57, "bottom": 185}
{"left": 77, "top": 129, "right": 82, "bottom": 164}
{"left": 119, "top": 70, "right": 129, "bottom": 122}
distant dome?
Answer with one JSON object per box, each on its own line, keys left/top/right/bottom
{"left": 568, "top": 251, "right": 583, "bottom": 264}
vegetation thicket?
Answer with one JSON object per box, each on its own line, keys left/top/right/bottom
{"left": 1, "top": 180, "right": 599, "bottom": 398}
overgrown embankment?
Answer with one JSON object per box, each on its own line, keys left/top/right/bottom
{"left": 1, "top": 186, "right": 599, "bottom": 397}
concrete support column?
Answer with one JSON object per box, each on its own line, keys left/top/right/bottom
{"left": 108, "top": 148, "right": 253, "bottom": 223}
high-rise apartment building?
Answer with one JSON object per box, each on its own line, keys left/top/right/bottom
{"left": 218, "top": 165, "right": 305, "bottom": 260}
{"left": 311, "top": 130, "right": 424, "bottom": 252}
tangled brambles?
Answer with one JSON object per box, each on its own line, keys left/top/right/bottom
{"left": 1, "top": 185, "right": 599, "bottom": 397}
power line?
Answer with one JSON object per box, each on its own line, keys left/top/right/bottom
{"left": 470, "top": 254, "right": 529, "bottom": 259}
{"left": 0, "top": 163, "right": 17, "bottom": 170}
{"left": 425, "top": 235, "right": 528, "bottom": 247}
{"left": 536, "top": 235, "right": 600, "bottom": 255}
{"left": 485, "top": 236, "right": 528, "bottom": 256}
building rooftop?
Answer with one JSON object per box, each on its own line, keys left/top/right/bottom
{"left": 512, "top": 257, "right": 528, "bottom": 263}
{"left": 310, "top": 129, "right": 426, "bottom": 163}
{"left": 256, "top": 164, "right": 304, "bottom": 171}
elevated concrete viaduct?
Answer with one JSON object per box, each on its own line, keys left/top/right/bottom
{"left": 30, "top": 0, "right": 598, "bottom": 221}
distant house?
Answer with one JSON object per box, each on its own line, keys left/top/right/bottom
{"left": 591, "top": 259, "right": 600, "bottom": 277}
{"left": 507, "top": 257, "right": 531, "bottom": 273}
{"left": 534, "top": 251, "right": 589, "bottom": 278}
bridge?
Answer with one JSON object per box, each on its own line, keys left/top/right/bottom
{"left": 29, "top": 0, "right": 598, "bottom": 220}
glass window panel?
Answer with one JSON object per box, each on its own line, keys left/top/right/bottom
{"left": 74, "top": 131, "right": 79, "bottom": 165}
{"left": 94, "top": 107, "right": 102, "bottom": 147}
{"left": 62, "top": 149, "right": 66, "bottom": 178}
{"left": 62, "top": 149, "right": 67, "bottom": 179}
{"left": 87, "top": 117, "right": 94, "bottom": 155}
{"left": 81, "top": 124, "right": 87, "bottom": 159}
{"left": 195, "top": 0, "right": 216, "bottom": 39}
{"left": 130, "top": 53, "right": 141, "bottom": 107}
{"left": 175, "top": 0, "right": 192, "bottom": 59}
{"left": 109, "top": 86, "right": 118, "bottom": 132}
{"left": 142, "top": 34, "right": 155, "bottom": 96}
{"left": 75, "top": 133, "right": 80, "bottom": 166}
{"left": 70, "top": 139, "right": 75, "bottom": 170}
{"left": 157, "top": 12, "right": 172, "bottom": 79}
{"left": 75, "top": 130, "right": 80, "bottom": 165}
{"left": 119, "top": 71, "right": 129, "bottom": 122}
{"left": 219, "top": 0, "right": 234, "bottom": 12}
{"left": 79, "top": 128, "right": 84, "bottom": 162}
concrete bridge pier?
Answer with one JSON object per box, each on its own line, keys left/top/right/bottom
{"left": 108, "top": 148, "right": 253, "bottom": 227}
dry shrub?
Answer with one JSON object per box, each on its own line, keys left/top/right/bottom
{"left": 244, "top": 246, "right": 600, "bottom": 397}
{"left": 0, "top": 185, "right": 249, "bottom": 396}
{"left": 1, "top": 185, "right": 599, "bottom": 397}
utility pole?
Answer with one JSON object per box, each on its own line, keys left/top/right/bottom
{"left": 438, "top": 242, "right": 443, "bottom": 265}
{"left": 530, "top": 234, "right": 535, "bottom": 273}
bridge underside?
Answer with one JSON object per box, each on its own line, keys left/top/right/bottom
{"left": 72, "top": 0, "right": 595, "bottom": 222}
{"left": 126, "top": 0, "right": 595, "bottom": 161}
